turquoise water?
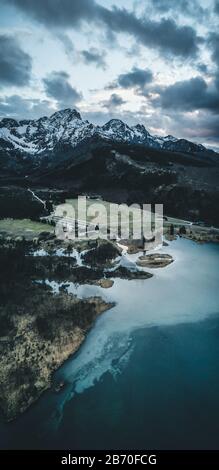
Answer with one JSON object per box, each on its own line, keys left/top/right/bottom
{"left": 1, "top": 238, "right": 219, "bottom": 449}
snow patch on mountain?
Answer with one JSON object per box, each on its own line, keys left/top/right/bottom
{"left": 0, "top": 108, "right": 214, "bottom": 159}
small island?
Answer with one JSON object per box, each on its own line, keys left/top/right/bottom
{"left": 137, "top": 253, "right": 173, "bottom": 268}
{"left": 0, "top": 196, "right": 218, "bottom": 422}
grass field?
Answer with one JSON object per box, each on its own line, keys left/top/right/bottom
{"left": 1, "top": 199, "right": 218, "bottom": 242}
{"left": 65, "top": 198, "right": 219, "bottom": 238}
{"left": 0, "top": 219, "right": 54, "bottom": 240}
{"left": 65, "top": 197, "right": 162, "bottom": 238}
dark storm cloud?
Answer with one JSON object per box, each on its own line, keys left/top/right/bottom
{"left": 6, "top": 0, "right": 97, "bottom": 27}
{"left": 208, "top": 33, "right": 219, "bottom": 67}
{"left": 43, "top": 71, "right": 82, "bottom": 107}
{"left": 164, "top": 110, "right": 219, "bottom": 142}
{"left": 0, "top": 35, "right": 32, "bottom": 87}
{"left": 6, "top": 0, "right": 200, "bottom": 58}
{"left": 116, "top": 67, "right": 153, "bottom": 89}
{"left": 102, "top": 93, "right": 126, "bottom": 109}
{"left": 154, "top": 76, "right": 219, "bottom": 112}
{"left": 208, "top": 33, "right": 219, "bottom": 90}
{"left": 0, "top": 95, "right": 53, "bottom": 119}
{"left": 215, "top": 0, "right": 219, "bottom": 14}
{"left": 151, "top": 0, "right": 206, "bottom": 18}
{"left": 214, "top": 70, "right": 219, "bottom": 91}
{"left": 196, "top": 63, "right": 208, "bottom": 74}
{"left": 57, "top": 35, "right": 107, "bottom": 70}
{"left": 81, "top": 48, "right": 106, "bottom": 69}
{"left": 57, "top": 33, "right": 75, "bottom": 61}
{"left": 98, "top": 8, "right": 200, "bottom": 58}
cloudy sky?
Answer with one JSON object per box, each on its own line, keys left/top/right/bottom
{"left": 0, "top": 0, "right": 218, "bottom": 149}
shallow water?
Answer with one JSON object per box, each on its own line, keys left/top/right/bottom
{"left": 1, "top": 238, "right": 219, "bottom": 449}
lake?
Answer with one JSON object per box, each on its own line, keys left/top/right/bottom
{"left": 1, "top": 238, "right": 219, "bottom": 449}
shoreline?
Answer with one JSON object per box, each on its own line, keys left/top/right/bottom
{"left": 0, "top": 289, "right": 115, "bottom": 422}
{"left": 1, "top": 224, "right": 219, "bottom": 449}
{"left": 0, "top": 207, "right": 218, "bottom": 422}
{"left": 0, "top": 236, "right": 153, "bottom": 421}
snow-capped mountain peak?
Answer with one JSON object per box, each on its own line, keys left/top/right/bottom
{"left": 99, "top": 119, "right": 136, "bottom": 143}
{"left": 49, "top": 108, "right": 82, "bottom": 123}
{"left": 0, "top": 108, "right": 215, "bottom": 161}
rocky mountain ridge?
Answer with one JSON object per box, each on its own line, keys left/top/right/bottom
{"left": 0, "top": 108, "right": 215, "bottom": 164}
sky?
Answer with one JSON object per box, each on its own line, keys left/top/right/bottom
{"left": 0, "top": 0, "right": 218, "bottom": 149}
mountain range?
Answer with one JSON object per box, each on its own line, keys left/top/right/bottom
{"left": 0, "top": 108, "right": 217, "bottom": 173}
{"left": 0, "top": 108, "right": 219, "bottom": 226}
